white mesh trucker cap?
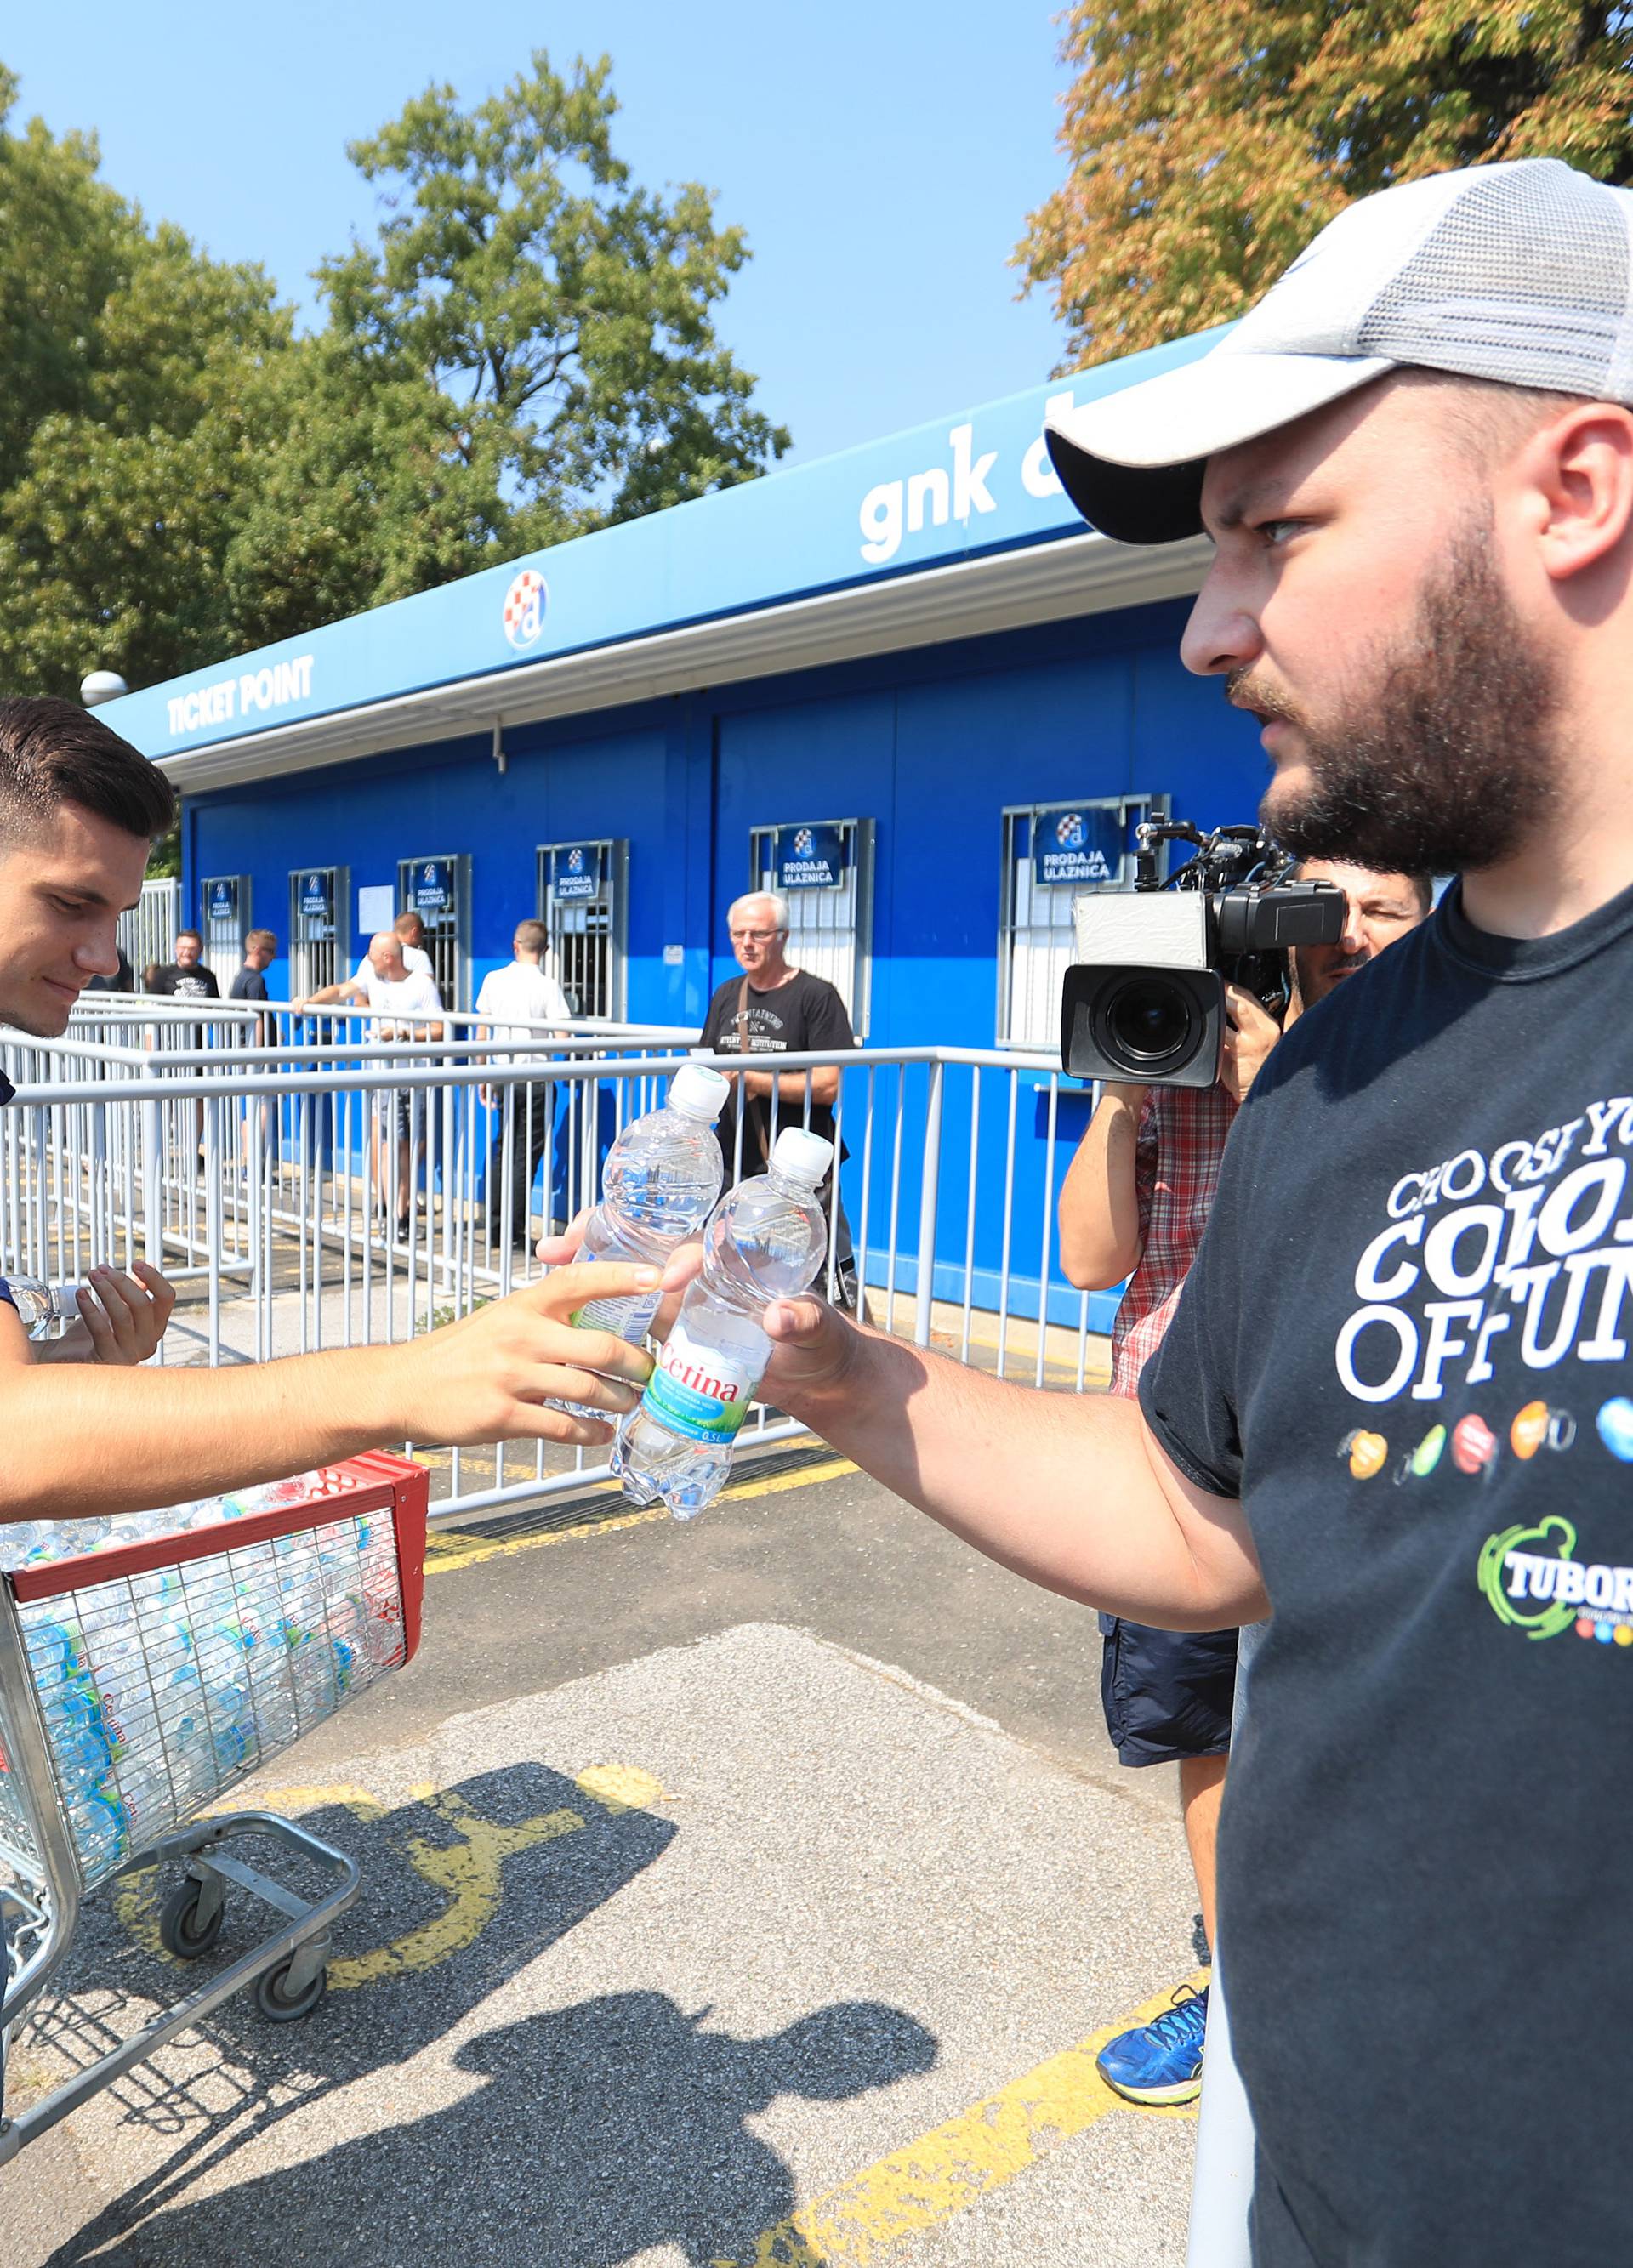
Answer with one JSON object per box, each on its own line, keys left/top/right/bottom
{"left": 1044, "top": 158, "right": 1633, "bottom": 546}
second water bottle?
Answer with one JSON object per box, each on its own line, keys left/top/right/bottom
{"left": 613, "top": 1127, "right": 834, "bottom": 1518}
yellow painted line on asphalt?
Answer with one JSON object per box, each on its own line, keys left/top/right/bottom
{"left": 115, "top": 1765, "right": 659, "bottom": 1989}
{"left": 717, "top": 1968, "right": 1209, "bottom": 2267}
{"left": 424, "top": 1454, "right": 856, "bottom": 1577}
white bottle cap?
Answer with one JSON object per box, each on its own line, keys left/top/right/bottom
{"left": 667, "top": 1062, "right": 731, "bottom": 1123}
{"left": 771, "top": 1127, "right": 834, "bottom": 1185}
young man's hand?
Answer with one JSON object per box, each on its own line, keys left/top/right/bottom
{"left": 406, "top": 1263, "right": 659, "bottom": 1449}
{"left": 36, "top": 1262, "right": 178, "bottom": 1367}
{"left": 1220, "top": 986, "right": 1283, "bottom": 1103}
{"left": 535, "top": 1222, "right": 864, "bottom": 1418}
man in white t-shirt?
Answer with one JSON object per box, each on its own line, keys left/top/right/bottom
{"left": 303, "top": 931, "right": 444, "bottom": 1239}
{"left": 475, "top": 918, "right": 572, "bottom": 1249}
{"left": 351, "top": 908, "right": 433, "bottom": 989}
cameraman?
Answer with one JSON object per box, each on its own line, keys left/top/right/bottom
{"left": 1057, "top": 855, "right": 1429, "bottom": 2106}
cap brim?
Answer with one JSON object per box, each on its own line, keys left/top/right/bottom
{"left": 1044, "top": 350, "right": 1396, "bottom": 545}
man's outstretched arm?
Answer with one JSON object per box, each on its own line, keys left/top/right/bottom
{"left": 670, "top": 1262, "right": 1265, "bottom": 1630}
{"left": 0, "top": 1263, "right": 658, "bottom": 1526}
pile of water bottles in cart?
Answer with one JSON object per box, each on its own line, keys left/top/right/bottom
{"left": 0, "top": 1470, "right": 412, "bottom": 1890}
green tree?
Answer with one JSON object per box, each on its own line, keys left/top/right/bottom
{"left": 1020, "top": 3, "right": 1633, "bottom": 372}
{"left": 0, "top": 47, "right": 787, "bottom": 692}
{"left": 0, "top": 66, "right": 294, "bottom": 699}
{"left": 296, "top": 48, "right": 788, "bottom": 595}
{"left": 0, "top": 65, "right": 129, "bottom": 496}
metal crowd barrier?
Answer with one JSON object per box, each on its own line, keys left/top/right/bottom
{"left": 0, "top": 1015, "right": 1112, "bottom": 1526}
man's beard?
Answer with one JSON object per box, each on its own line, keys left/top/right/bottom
{"left": 1242, "top": 520, "right": 1562, "bottom": 875}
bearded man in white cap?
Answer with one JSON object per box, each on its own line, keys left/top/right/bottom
{"left": 656, "top": 160, "right": 1633, "bottom": 2263}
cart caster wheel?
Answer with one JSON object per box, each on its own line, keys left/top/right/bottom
{"left": 254, "top": 1958, "right": 327, "bottom": 2023}
{"left": 158, "top": 1881, "right": 224, "bottom": 1960}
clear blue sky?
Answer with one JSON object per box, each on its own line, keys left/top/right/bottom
{"left": 3, "top": 1, "right": 1070, "bottom": 469}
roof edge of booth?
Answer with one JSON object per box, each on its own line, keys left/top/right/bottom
{"left": 156, "top": 531, "right": 1212, "bottom": 793}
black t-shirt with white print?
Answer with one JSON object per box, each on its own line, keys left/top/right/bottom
{"left": 697, "top": 968, "right": 855, "bottom": 1170}
{"left": 1139, "top": 876, "right": 1633, "bottom": 2265}
{"left": 147, "top": 963, "right": 220, "bottom": 1003}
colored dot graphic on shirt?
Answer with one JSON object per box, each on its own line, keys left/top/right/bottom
{"left": 1398, "top": 1424, "right": 1447, "bottom": 1482}
{"left": 1596, "top": 1622, "right": 1615, "bottom": 1644}
{"left": 1577, "top": 1618, "right": 1596, "bottom": 1639}
{"left": 1339, "top": 1430, "right": 1388, "bottom": 1479}
{"left": 1511, "top": 1401, "right": 1550, "bottom": 1459}
{"left": 1452, "top": 1413, "right": 1499, "bottom": 1476}
{"left": 1596, "top": 1398, "right": 1633, "bottom": 1464}
{"left": 1615, "top": 1626, "right": 1633, "bottom": 1648}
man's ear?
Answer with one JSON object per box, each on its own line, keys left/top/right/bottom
{"left": 1528, "top": 402, "right": 1633, "bottom": 583}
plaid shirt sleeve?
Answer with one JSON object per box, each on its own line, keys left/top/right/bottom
{"left": 1107, "top": 1083, "right": 1238, "bottom": 1398}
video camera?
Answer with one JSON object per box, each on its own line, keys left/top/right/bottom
{"left": 1060, "top": 822, "right": 1346, "bottom": 1089}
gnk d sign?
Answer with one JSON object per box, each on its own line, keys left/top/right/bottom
{"left": 857, "top": 395, "right": 1076, "bottom": 566}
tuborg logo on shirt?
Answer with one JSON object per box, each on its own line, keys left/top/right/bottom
{"left": 1477, "top": 1513, "right": 1633, "bottom": 1650}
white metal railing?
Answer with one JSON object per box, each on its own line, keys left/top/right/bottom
{"left": 0, "top": 1022, "right": 1111, "bottom": 1524}
{"left": 117, "top": 878, "right": 180, "bottom": 979}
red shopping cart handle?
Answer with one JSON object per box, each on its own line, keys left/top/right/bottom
{"left": 7, "top": 1452, "right": 430, "bottom": 1664}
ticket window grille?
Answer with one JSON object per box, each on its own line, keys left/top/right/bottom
{"left": 536, "top": 839, "right": 628, "bottom": 1020}
{"left": 288, "top": 867, "right": 350, "bottom": 1001}
{"left": 748, "top": 818, "right": 874, "bottom": 1038}
{"left": 997, "top": 795, "right": 1168, "bottom": 1049}
{"left": 397, "top": 854, "right": 471, "bottom": 1012}
{"left": 200, "top": 876, "right": 249, "bottom": 977}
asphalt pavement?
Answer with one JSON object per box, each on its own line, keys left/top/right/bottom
{"left": 0, "top": 1443, "right": 1207, "bottom": 2267}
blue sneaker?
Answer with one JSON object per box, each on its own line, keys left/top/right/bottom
{"left": 1095, "top": 1982, "right": 1209, "bottom": 2106}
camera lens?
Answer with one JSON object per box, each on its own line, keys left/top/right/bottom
{"left": 1109, "top": 981, "right": 1188, "bottom": 1060}
{"left": 1098, "top": 975, "right": 1202, "bottom": 1076}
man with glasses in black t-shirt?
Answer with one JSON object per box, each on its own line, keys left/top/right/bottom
{"left": 696, "top": 890, "right": 862, "bottom": 1310}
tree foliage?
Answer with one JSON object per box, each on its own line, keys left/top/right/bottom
{"left": 1020, "top": 3, "right": 1633, "bottom": 371}
{"left": 0, "top": 50, "right": 786, "bottom": 699}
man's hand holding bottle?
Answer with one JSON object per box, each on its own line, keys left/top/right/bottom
{"left": 533, "top": 1222, "right": 861, "bottom": 1430}
{"left": 409, "top": 1263, "right": 669, "bottom": 1450}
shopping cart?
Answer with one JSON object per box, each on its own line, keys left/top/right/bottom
{"left": 0, "top": 1451, "right": 427, "bottom": 2166}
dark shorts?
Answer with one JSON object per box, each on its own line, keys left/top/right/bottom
{"left": 1099, "top": 1613, "right": 1238, "bottom": 1766}
{"left": 372, "top": 1086, "right": 426, "bottom": 1143}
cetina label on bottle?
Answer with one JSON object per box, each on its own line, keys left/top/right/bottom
{"left": 640, "top": 1322, "right": 759, "bottom": 1444}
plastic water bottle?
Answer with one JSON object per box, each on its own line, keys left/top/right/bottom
{"left": 67, "top": 1786, "right": 128, "bottom": 1874}
{"left": 613, "top": 1128, "right": 834, "bottom": 1519}
{"left": 551, "top": 1064, "right": 729, "bottom": 1418}
{"left": 231, "top": 1475, "right": 324, "bottom": 1517}
{"left": 566, "top": 1066, "right": 730, "bottom": 1333}
{"left": 0, "top": 1521, "right": 56, "bottom": 1571}
{"left": 3, "top": 1276, "right": 84, "bottom": 1343}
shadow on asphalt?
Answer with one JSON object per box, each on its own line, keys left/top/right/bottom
{"left": 20, "top": 1758, "right": 936, "bottom": 2266}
